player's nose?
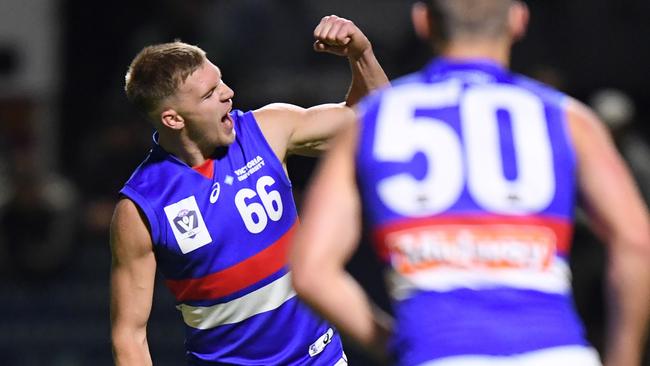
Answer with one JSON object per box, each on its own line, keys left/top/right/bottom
{"left": 220, "top": 83, "right": 234, "bottom": 101}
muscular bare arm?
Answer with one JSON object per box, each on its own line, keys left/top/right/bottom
{"left": 567, "top": 99, "right": 650, "bottom": 366}
{"left": 110, "top": 198, "right": 157, "bottom": 366}
{"left": 255, "top": 103, "right": 356, "bottom": 162}
{"left": 312, "top": 15, "right": 389, "bottom": 106}
{"left": 254, "top": 15, "right": 389, "bottom": 161}
{"left": 290, "top": 122, "right": 392, "bottom": 356}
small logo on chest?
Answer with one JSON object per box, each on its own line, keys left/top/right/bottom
{"left": 209, "top": 182, "right": 221, "bottom": 203}
{"left": 164, "top": 196, "right": 213, "bottom": 254}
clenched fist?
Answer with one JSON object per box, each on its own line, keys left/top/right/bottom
{"left": 313, "top": 15, "right": 372, "bottom": 60}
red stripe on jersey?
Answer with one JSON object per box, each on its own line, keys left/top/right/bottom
{"left": 165, "top": 220, "right": 298, "bottom": 302}
{"left": 192, "top": 159, "right": 214, "bottom": 179}
{"left": 372, "top": 214, "right": 573, "bottom": 263}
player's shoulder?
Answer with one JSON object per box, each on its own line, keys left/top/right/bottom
{"left": 110, "top": 196, "right": 154, "bottom": 255}
{"left": 251, "top": 103, "right": 309, "bottom": 138}
{"left": 506, "top": 74, "right": 607, "bottom": 140}
{"left": 112, "top": 196, "right": 141, "bottom": 221}
{"left": 563, "top": 96, "right": 607, "bottom": 135}
{"left": 110, "top": 196, "right": 147, "bottom": 237}
{"left": 509, "top": 72, "right": 568, "bottom": 105}
{"left": 253, "top": 103, "right": 305, "bottom": 122}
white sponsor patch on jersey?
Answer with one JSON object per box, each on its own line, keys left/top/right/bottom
{"left": 234, "top": 155, "right": 265, "bottom": 181}
{"left": 164, "top": 196, "right": 212, "bottom": 254}
{"left": 387, "top": 224, "right": 556, "bottom": 273}
{"left": 309, "top": 328, "right": 334, "bottom": 357}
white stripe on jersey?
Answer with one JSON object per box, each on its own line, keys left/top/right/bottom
{"left": 386, "top": 258, "right": 571, "bottom": 300}
{"left": 416, "top": 345, "right": 601, "bottom": 366}
{"left": 178, "top": 272, "right": 295, "bottom": 329}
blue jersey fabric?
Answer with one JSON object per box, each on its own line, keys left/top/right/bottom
{"left": 120, "top": 109, "right": 343, "bottom": 365}
{"left": 355, "top": 59, "right": 589, "bottom": 366}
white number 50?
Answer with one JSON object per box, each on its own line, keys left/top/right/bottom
{"left": 373, "top": 81, "right": 555, "bottom": 216}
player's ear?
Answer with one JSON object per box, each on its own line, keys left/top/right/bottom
{"left": 411, "top": 2, "right": 432, "bottom": 42}
{"left": 160, "top": 109, "right": 185, "bottom": 130}
{"left": 509, "top": 0, "right": 529, "bottom": 42}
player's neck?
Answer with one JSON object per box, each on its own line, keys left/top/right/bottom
{"left": 158, "top": 131, "right": 210, "bottom": 167}
{"left": 441, "top": 39, "right": 511, "bottom": 68}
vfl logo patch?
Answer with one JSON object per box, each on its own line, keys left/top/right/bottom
{"left": 164, "top": 196, "right": 212, "bottom": 254}
{"left": 174, "top": 210, "right": 199, "bottom": 235}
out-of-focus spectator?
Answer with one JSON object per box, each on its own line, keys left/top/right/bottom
{"left": 76, "top": 119, "right": 150, "bottom": 241}
{"left": 0, "top": 148, "right": 78, "bottom": 281}
{"left": 530, "top": 64, "right": 567, "bottom": 92}
{"left": 0, "top": 96, "right": 79, "bottom": 281}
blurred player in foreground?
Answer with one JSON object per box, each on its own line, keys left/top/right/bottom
{"left": 291, "top": 1, "right": 650, "bottom": 365}
{"left": 110, "top": 15, "right": 389, "bottom": 365}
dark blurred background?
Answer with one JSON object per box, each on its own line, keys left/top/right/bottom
{"left": 0, "top": 0, "right": 649, "bottom": 365}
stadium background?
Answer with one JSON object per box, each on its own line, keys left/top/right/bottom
{"left": 0, "top": 0, "right": 649, "bottom": 364}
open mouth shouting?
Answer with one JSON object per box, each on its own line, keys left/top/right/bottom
{"left": 221, "top": 102, "right": 234, "bottom": 131}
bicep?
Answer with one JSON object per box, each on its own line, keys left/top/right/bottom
{"left": 110, "top": 198, "right": 157, "bottom": 332}
{"left": 291, "top": 122, "right": 361, "bottom": 274}
{"left": 567, "top": 100, "right": 649, "bottom": 244}
{"left": 290, "top": 103, "right": 355, "bottom": 155}
{"left": 255, "top": 103, "right": 355, "bottom": 159}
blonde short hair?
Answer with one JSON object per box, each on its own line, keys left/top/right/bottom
{"left": 125, "top": 41, "right": 206, "bottom": 115}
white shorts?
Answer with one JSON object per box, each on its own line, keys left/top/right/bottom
{"left": 333, "top": 351, "right": 348, "bottom": 366}
{"left": 417, "top": 346, "right": 602, "bottom": 366}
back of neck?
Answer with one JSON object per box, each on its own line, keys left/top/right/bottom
{"left": 440, "top": 39, "right": 510, "bottom": 68}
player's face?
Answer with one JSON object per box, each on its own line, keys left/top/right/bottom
{"left": 173, "top": 59, "right": 236, "bottom": 148}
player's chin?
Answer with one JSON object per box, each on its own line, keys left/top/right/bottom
{"left": 224, "top": 129, "right": 237, "bottom": 145}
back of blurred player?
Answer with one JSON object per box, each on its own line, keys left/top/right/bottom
{"left": 291, "top": 1, "right": 650, "bottom": 365}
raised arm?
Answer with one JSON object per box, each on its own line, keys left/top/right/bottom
{"left": 567, "top": 99, "right": 650, "bottom": 366}
{"left": 312, "top": 15, "right": 389, "bottom": 106}
{"left": 290, "top": 122, "right": 392, "bottom": 356}
{"left": 110, "top": 198, "right": 157, "bottom": 366}
{"left": 254, "top": 15, "right": 389, "bottom": 161}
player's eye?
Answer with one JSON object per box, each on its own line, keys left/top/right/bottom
{"left": 203, "top": 88, "right": 215, "bottom": 100}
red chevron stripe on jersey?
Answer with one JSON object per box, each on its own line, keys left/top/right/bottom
{"left": 165, "top": 220, "right": 298, "bottom": 302}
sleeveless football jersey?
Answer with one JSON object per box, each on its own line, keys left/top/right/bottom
{"left": 121, "top": 110, "right": 343, "bottom": 365}
{"left": 356, "top": 59, "right": 590, "bottom": 366}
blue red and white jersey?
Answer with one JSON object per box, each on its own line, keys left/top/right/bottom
{"left": 120, "top": 110, "right": 343, "bottom": 365}
{"left": 355, "top": 59, "right": 589, "bottom": 365}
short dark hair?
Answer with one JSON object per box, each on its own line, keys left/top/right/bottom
{"left": 125, "top": 41, "right": 206, "bottom": 115}
{"left": 428, "top": 0, "right": 513, "bottom": 42}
